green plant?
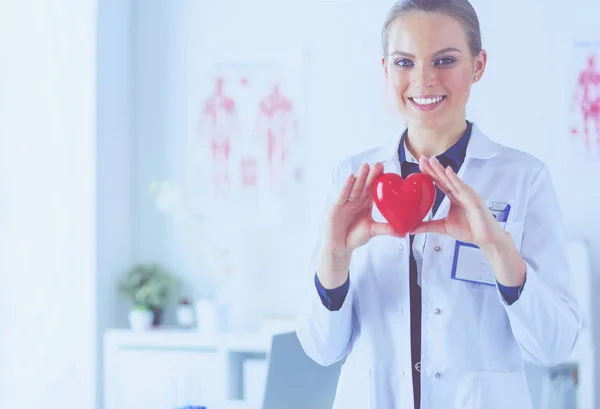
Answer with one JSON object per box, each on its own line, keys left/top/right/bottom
{"left": 118, "top": 263, "right": 181, "bottom": 310}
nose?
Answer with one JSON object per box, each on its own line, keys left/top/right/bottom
{"left": 411, "top": 64, "right": 437, "bottom": 89}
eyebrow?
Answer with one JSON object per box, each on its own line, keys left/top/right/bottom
{"left": 388, "top": 47, "right": 462, "bottom": 59}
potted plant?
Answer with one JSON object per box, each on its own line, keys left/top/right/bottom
{"left": 118, "top": 263, "right": 181, "bottom": 329}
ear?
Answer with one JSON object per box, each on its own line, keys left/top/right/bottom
{"left": 381, "top": 56, "right": 389, "bottom": 80}
{"left": 473, "top": 49, "right": 487, "bottom": 82}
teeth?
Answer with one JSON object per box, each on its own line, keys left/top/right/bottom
{"left": 412, "top": 96, "right": 443, "bottom": 105}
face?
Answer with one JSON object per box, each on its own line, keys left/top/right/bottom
{"left": 382, "top": 12, "right": 486, "bottom": 130}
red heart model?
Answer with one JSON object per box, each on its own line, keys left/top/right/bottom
{"left": 372, "top": 173, "right": 436, "bottom": 236}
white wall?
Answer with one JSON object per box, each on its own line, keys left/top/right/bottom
{"left": 132, "top": 0, "right": 600, "bottom": 316}
{"left": 468, "top": 0, "right": 600, "bottom": 403}
{"left": 471, "top": 0, "right": 600, "bottom": 327}
{"left": 132, "top": 0, "right": 171, "bottom": 267}
{"left": 130, "top": 0, "right": 402, "bottom": 324}
{"left": 96, "top": 0, "right": 135, "bottom": 407}
{"left": 130, "top": 0, "right": 600, "bottom": 402}
{"left": 0, "top": 2, "right": 97, "bottom": 409}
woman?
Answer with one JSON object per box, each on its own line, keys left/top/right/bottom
{"left": 296, "top": 1, "right": 581, "bottom": 408}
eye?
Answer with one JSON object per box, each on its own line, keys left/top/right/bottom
{"left": 394, "top": 59, "right": 414, "bottom": 67}
{"left": 435, "top": 57, "right": 456, "bottom": 66}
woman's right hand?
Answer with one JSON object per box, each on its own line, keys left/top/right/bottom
{"left": 324, "top": 162, "right": 400, "bottom": 254}
{"left": 317, "top": 163, "right": 400, "bottom": 289}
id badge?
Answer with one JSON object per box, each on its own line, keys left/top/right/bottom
{"left": 450, "top": 202, "right": 511, "bottom": 286}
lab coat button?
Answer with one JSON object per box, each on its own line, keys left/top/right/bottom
{"left": 434, "top": 245, "right": 441, "bottom": 252}
{"left": 398, "top": 244, "right": 404, "bottom": 251}
{"left": 434, "top": 372, "right": 442, "bottom": 379}
{"left": 434, "top": 308, "right": 442, "bottom": 315}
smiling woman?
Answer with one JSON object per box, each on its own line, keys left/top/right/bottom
{"left": 381, "top": 1, "right": 486, "bottom": 142}
{"left": 296, "top": 1, "right": 581, "bottom": 409}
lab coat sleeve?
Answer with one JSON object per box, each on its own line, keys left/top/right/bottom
{"left": 296, "top": 165, "right": 356, "bottom": 367}
{"left": 499, "top": 164, "right": 582, "bottom": 367}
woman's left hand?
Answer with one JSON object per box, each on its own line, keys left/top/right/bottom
{"left": 412, "top": 156, "right": 527, "bottom": 287}
{"left": 410, "top": 156, "right": 504, "bottom": 249}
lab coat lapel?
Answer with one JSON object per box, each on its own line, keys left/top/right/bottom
{"left": 432, "top": 124, "right": 503, "bottom": 221}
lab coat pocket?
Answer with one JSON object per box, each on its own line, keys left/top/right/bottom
{"left": 472, "top": 371, "right": 533, "bottom": 409}
{"left": 332, "top": 369, "right": 371, "bottom": 409}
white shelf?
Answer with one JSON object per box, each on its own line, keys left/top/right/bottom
{"left": 104, "top": 330, "right": 274, "bottom": 409}
{"left": 104, "top": 329, "right": 273, "bottom": 354}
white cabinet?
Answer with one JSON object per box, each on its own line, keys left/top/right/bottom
{"left": 104, "top": 330, "right": 271, "bottom": 409}
{"left": 112, "top": 348, "right": 224, "bottom": 409}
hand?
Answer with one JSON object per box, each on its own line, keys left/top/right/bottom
{"left": 410, "top": 156, "right": 504, "bottom": 248}
{"left": 324, "top": 162, "right": 400, "bottom": 255}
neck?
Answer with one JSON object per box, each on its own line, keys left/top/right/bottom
{"left": 405, "top": 118, "right": 468, "bottom": 159}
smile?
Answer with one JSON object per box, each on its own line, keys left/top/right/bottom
{"left": 408, "top": 96, "right": 447, "bottom": 111}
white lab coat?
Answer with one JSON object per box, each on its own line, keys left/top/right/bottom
{"left": 296, "top": 124, "right": 581, "bottom": 409}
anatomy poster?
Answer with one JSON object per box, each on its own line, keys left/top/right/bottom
{"left": 194, "top": 57, "right": 309, "bottom": 229}
{"left": 569, "top": 42, "right": 600, "bottom": 160}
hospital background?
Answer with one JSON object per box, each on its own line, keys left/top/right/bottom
{"left": 0, "top": 0, "right": 599, "bottom": 408}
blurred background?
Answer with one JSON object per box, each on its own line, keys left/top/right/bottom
{"left": 0, "top": 0, "right": 599, "bottom": 408}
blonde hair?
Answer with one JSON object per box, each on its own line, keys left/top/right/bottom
{"left": 381, "top": 0, "right": 482, "bottom": 57}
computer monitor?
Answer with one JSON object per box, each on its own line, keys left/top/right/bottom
{"left": 260, "top": 332, "right": 343, "bottom": 409}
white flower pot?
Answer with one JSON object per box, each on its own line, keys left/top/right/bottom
{"left": 194, "top": 299, "right": 217, "bottom": 334}
{"left": 128, "top": 309, "right": 154, "bottom": 331}
{"left": 176, "top": 304, "right": 195, "bottom": 328}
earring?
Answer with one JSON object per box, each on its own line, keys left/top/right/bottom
{"left": 474, "top": 75, "right": 479, "bottom": 80}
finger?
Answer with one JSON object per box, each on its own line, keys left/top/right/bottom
{"left": 362, "top": 162, "right": 384, "bottom": 197}
{"left": 348, "top": 164, "right": 370, "bottom": 201}
{"left": 443, "top": 166, "right": 465, "bottom": 197}
{"left": 419, "top": 157, "right": 453, "bottom": 194}
{"left": 444, "top": 166, "right": 469, "bottom": 194}
{"left": 410, "top": 219, "right": 447, "bottom": 235}
{"left": 418, "top": 156, "right": 436, "bottom": 179}
{"left": 428, "top": 160, "right": 464, "bottom": 205}
{"left": 445, "top": 166, "right": 476, "bottom": 203}
{"left": 334, "top": 173, "right": 356, "bottom": 207}
{"left": 445, "top": 166, "right": 480, "bottom": 207}
{"left": 429, "top": 157, "right": 455, "bottom": 194}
